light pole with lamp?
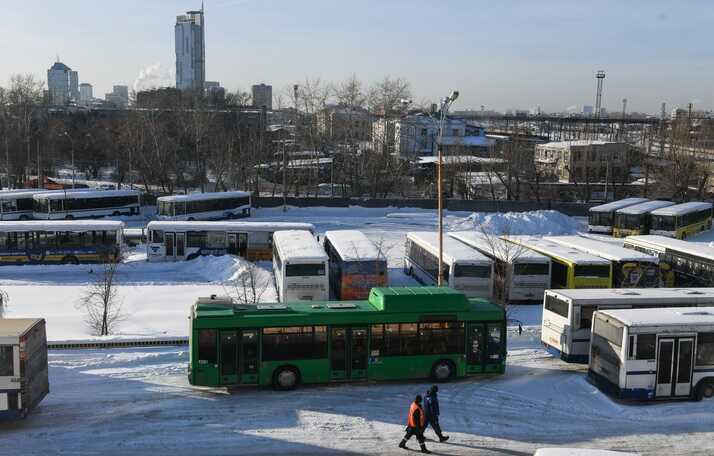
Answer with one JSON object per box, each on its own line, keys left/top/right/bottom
{"left": 61, "top": 131, "right": 75, "bottom": 189}
{"left": 436, "top": 91, "right": 459, "bottom": 286}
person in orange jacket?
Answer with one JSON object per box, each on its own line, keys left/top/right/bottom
{"left": 398, "top": 394, "right": 431, "bottom": 454}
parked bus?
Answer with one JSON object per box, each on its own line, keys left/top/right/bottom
{"left": 589, "top": 306, "right": 714, "bottom": 401}
{"left": 146, "top": 221, "right": 315, "bottom": 262}
{"left": 612, "top": 200, "right": 675, "bottom": 238}
{"left": 0, "top": 220, "right": 123, "bottom": 265}
{"left": 541, "top": 288, "right": 714, "bottom": 363}
{"left": 588, "top": 198, "right": 649, "bottom": 234}
{"left": 449, "top": 231, "right": 550, "bottom": 303}
{"left": 404, "top": 231, "right": 493, "bottom": 299}
{"left": 502, "top": 236, "right": 612, "bottom": 289}
{"left": 323, "top": 230, "right": 387, "bottom": 300}
{"left": 546, "top": 235, "right": 660, "bottom": 288}
{"left": 32, "top": 189, "right": 140, "bottom": 220}
{"left": 0, "top": 189, "right": 93, "bottom": 221}
{"left": 156, "top": 191, "right": 251, "bottom": 221}
{"left": 0, "top": 318, "right": 48, "bottom": 418}
{"left": 623, "top": 235, "right": 714, "bottom": 287}
{"left": 188, "top": 287, "right": 506, "bottom": 389}
{"left": 273, "top": 230, "right": 329, "bottom": 302}
{"left": 649, "top": 202, "right": 713, "bottom": 239}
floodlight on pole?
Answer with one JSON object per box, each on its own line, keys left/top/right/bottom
{"left": 436, "top": 90, "right": 459, "bottom": 286}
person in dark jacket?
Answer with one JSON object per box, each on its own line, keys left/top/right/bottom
{"left": 424, "top": 385, "right": 449, "bottom": 442}
{"left": 398, "top": 394, "right": 431, "bottom": 454}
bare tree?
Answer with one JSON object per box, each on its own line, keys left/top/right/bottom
{"left": 77, "top": 256, "right": 125, "bottom": 336}
{"left": 227, "top": 262, "right": 271, "bottom": 305}
{"left": 476, "top": 222, "right": 528, "bottom": 309}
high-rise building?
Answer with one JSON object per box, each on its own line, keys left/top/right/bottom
{"left": 113, "top": 85, "right": 129, "bottom": 102}
{"left": 252, "top": 83, "right": 272, "bottom": 110}
{"left": 79, "top": 83, "right": 93, "bottom": 106}
{"left": 105, "top": 85, "right": 129, "bottom": 109}
{"left": 175, "top": 8, "right": 205, "bottom": 91}
{"left": 47, "top": 60, "right": 78, "bottom": 106}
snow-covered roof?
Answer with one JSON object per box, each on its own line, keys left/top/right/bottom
{"left": 0, "top": 220, "right": 124, "bottom": 232}
{"left": 599, "top": 306, "right": 714, "bottom": 328}
{"left": 147, "top": 221, "right": 315, "bottom": 233}
{"left": 407, "top": 231, "right": 492, "bottom": 266}
{"left": 438, "top": 136, "right": 494, "bottom": 147}
{"left": 539, "top": 140, "right": 619, "bottom": 149}
{"left": 272, "top": 230, "right": 327, "bottom": 262}
{"left": 35, "top": 189, "right": 140, "bottom": 200}
{"left": 324, "top": 230, "right": 383, "bottom": 262}
{"left": 157, "top": 191, "right": 250, "bottom": 203}
{"left": 649, "top": 201, "right": 712, "bottom": 217}
{"left": 614, "top": 200, "right": 675, "bottom": 215}
{"left": 547, "top": 288, "right": 714, "bottom": 305}
{"left": 0, "top": 188, "right": 96, "bottom": 200}
{"left": 588, "top": 198, "right": 649, "bottom": 213}
{"left": 545, "top": 235, "right": 658, "bottom": 263}
{"left": 502, "top": 236, "right": 610, "bottom": 265}
{"left": 416, "top": 156, "right": 505, "bottom": 165}
{"left": 0, "top": 318, "right": 43, "bottom": 338}
{"left": 449, "top": 231, "right": 550, "bottom": 263}
{"left": 624, "top": 235, "right": 714, "bottom": 262}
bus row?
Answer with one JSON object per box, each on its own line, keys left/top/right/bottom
{"left": 540, "top": 287, "right": 714, "bottom": 401}
{"left": 588, "top": 198, "right": 712, "bottom": 239}
{"left": 0, "top": 189, "right": 251, "bottom": 221}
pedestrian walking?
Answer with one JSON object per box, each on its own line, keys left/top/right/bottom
{"left": 424, "top": 385, "right": 449, "bottom": 442}
{"left": 398, "top": 394, "right": 431, "bottom": 454}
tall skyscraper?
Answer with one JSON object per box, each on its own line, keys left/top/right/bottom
{"left": 79, "top": 83, "right": 93, "bottom": 106}
{"left": 252, "top": 83, "right": 272, "bottom": 110}
{"left": 47, "top": 59, "right": 79, "bottom": 106}
{"left": 175, "top": 7, "right": 205, "bottom": 91}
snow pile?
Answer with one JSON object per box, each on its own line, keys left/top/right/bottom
{"left": 450, "top": 210, "right": 580, "bottom": 236}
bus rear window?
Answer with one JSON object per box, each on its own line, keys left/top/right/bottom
{"left": 544, "top": 295, "right": 569, "bottom": 318}
{"left": 0, "top": 346, "right": 13, "bottom": 376}
{"left": 575, "top": 265, "right": 610, "bottom": 278}
{"left": 454, "top": 264, "right": 491, "bottom": 278}
{"left": 286, "top": 263, "right": 326, "bottom": 277}
{"left": 342, "top": 260, "right": 385, "bottom": 275}
{"left": 592, "top": 316, "right": 623, "bottom": 348}
{"left": 514, "top": 263, "right": 549, "bottom": 276}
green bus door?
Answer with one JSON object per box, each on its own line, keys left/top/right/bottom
{"left": 466, "top": 323, "right": 485, "bottom": 374}
{"left": 330, "top": 327, "right": 368, "bottom": 381}
{"left": 219, "top": 329, "right": 259, "bottom": 385}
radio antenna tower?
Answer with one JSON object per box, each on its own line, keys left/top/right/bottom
{"left": 594, "top": 70, "right": 606, "bottom": 119}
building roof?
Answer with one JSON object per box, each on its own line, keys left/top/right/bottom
{"left": 649, "top": 201, "right": 712, "bottom": 217}
{"left": 599, "top": 306, "right": 714, "bottom": 327}
{"left": 438, "top": 136, "right": 494, "bottom": 147}
{"left": 545, "top": 235, "right": 658, "bottom": 263}
{"left": 50, "top": 61, "right": 71, "bottom": 72}
{"left": 417, "top": 156, "right": 505, "bottom": 165}
{"left": 0, "top": 318, "right": 44, "bottom": 338}
{"left": 539, "top": 140, "right": 622, "bottom": 149}
{"left": 324, "top": 230, "right": 383, "bottom": 262}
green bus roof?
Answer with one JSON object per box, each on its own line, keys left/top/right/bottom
{"left": 192, "top": 287, "right": 504, "bottom": 328}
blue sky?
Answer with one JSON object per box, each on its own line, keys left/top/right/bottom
{"left": 2, "top": 0, "right": 712, "bottom": 113}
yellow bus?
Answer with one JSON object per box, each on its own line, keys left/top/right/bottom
{"left": 649, "top": 202, "right": 713, "bottom": 239}
{"left": 612, "top": 200, "right": 675, "bottom": 238}
{"left": 502, "top": 236, "right": 612, "bottom": 289}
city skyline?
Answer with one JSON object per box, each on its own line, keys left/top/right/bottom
{"left": 2, "top": 0, "right": 713, "bottom": 113}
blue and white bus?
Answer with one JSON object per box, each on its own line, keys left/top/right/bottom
{"left": 32, "top": 190, "right": 140, "bottom": 220}
{"left": 156, "top": 191, "right": 251, "bottom": 221}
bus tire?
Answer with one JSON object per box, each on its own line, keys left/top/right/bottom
{"left": 18, "top": 215, "right": 30, "bottom": 221}
{"left": 112, "top": 211, "right": 121, "bottom": 216}
{"left": 431, "top": 360, "right": 455, "bottom": 382}
{"left": 62, "top": 255, "right": 79, "bottom": 265}
{"left": 64, "top": 214, "right": 74, "bottom": 220}
{"left": 187, "top": 217, "right": 195, "bottom": 221}
{"left": 273, "top": 366, "right": 300, "bottom": 390}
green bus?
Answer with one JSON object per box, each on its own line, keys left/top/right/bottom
{"left": 188, "top": 287, "right": 506, "bottom": 389}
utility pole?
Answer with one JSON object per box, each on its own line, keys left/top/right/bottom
{"left": 436, "top": 91, "right": 459, "bottom": 287}
{"left": 594, "top": 71, "right": 606, "bottom": 140}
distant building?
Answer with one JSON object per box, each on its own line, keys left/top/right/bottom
{"left": 47, "top": 60, "right": 79, "bottom": 106}
{"left": 175, "top": 8, "right": 205, "bottom": 91}
{"left": 79, "top": 83, "right": 93, "bottom": 106}
{"left": 104, "top": 85, "right": 129, "bottom": 109}
{"left": 252, "top": 83, "right": 272, "bottom": 110}
{"left": 317, "top": 105, "right": 370, "bottom": 142}
{"left": 583, "top": 105, "right": 594, "bottom": 115}
{"left": 204, "top": 81, "right": 225, "bottom": 105}
{"left": 534, "top": 140, "right": 632, "bottom": 183}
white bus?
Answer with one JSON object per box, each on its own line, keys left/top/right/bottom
{"left": 612, "top": 200, "right": 675, "bottom": 238}
{"left": 32, "top": 189, "right": 141, "bottom": 220}
{"left": 0, "top": 318, "right": 49, "bottom": 419}
{"left": 323, "top": 230, "right": 388, "bottom": 300}
{"left": 503, "top": 236, "right": 612, "bottom": 289}
{"left": 589, "top": 306, "right": 714, "bottom": 401}
{"left": 588, "top": 198, "right": 649, "bottom": 234}
{"left": 623, "top": 235, "right": 714, "bottom": 287}
{"left": 649, "top": 201, "right": 713, "bottom": 239}
{"left": 273, "top": 230, "right": 329, "bottom": 302}
{"left": 404, "top": 231, "right": 493, "bottom": 299}
{"left": 0, "top": 189, "right": 94, "bottom": 221}
{"left": 146, "top": 221, "right": 315, "bottom": 262}
{"left": 546, "top": 235, "right": 660, "bottom": 288}
{"left": 156, "top": 191, "right": 251, "bottom": 221}
{"left": 449, "top": 231, "right": 550, "bottom": 303}
{"left": 541, "top": 288, "right": 714, "bottom": 363}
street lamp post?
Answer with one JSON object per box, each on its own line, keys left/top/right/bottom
{"left": 61, "top": 131, "right": 75, "bottom": 189}
{"left": 436, "top": 91, "right": 459, "bottom": 286}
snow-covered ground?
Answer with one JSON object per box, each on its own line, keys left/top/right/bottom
{"left": 2, "top": 207, "right": 712, "bottom": 455}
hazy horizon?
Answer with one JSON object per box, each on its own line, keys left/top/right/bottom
{"left": 2, "top": 0, "right": 713, "bottom": 113}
